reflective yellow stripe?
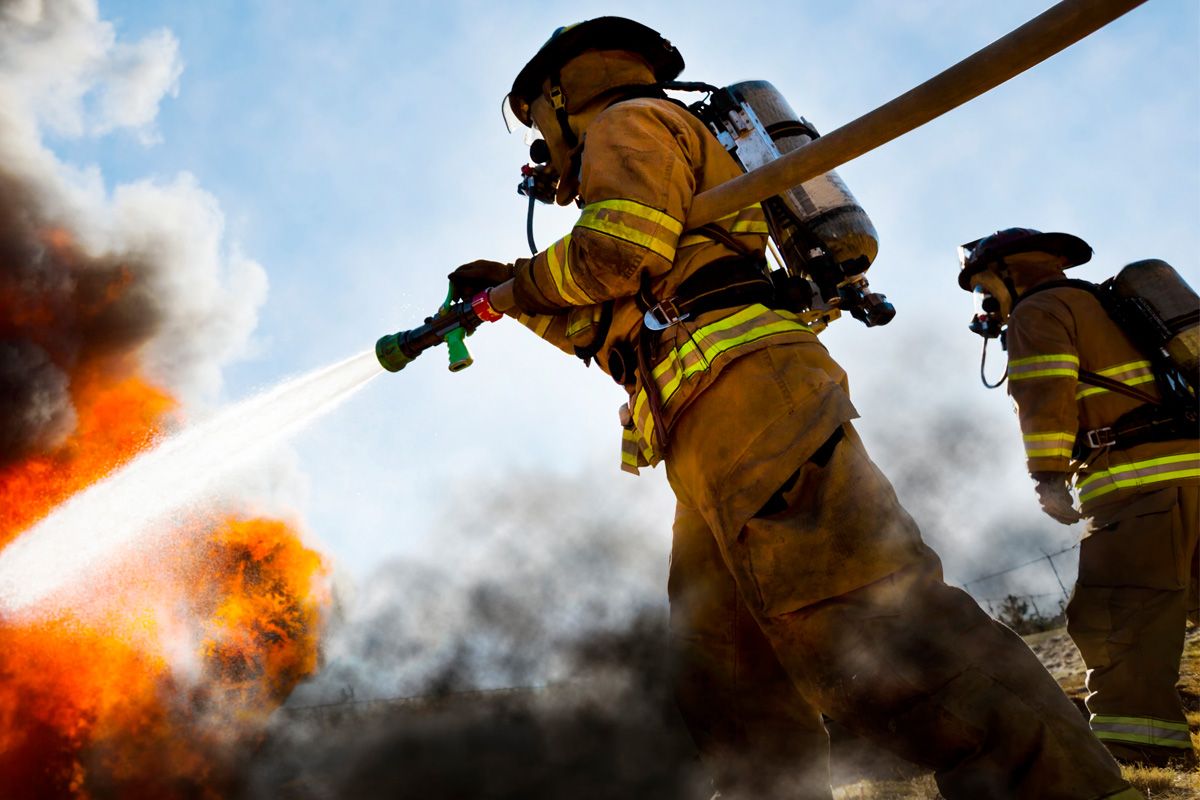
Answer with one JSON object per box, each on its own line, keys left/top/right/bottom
{"left": 1077, "top": 374, "right": 1155, "bottom": 399}
{"left": 1010, "top": 354, "right": 1081, "bottom": 367}
{"left": 1097, "top": 359, "right": 1154, "bottom": 377}
{"left": 1090, "top": 714, "right": 1193, "bottom": 748}
{"left": 515, "top": 312, "right": 552, "bottom": 338}
{"left": 1078, "top": 452, "right": 1200, "bottom": 503}
{"left": 1077, "top": 360, "right": 1156, "bottom": 399}
{"left": 580, "top": 199, "right": 683, "bottom": 235}
{"left": 544, "top": 234, "right": 592, "bottom": 305}
{"left": 1023, "top": 431, "right": 1075, "bottom": 460}
{"left": 620, "top": 426, "right": 649, "bottom": 474}
{"left": 631, "top": 384, "right": 656, "bottom": 451}
{"left": 730, "top": 219, "right": 769, "bottom": 235}
{"left": 576, "top": 199, "right": 681, "bottom": 262}
{"left": 678, "top": 205, "right": 766, "bottom": 248}
{"left": 630, "top": 305, "right": 813, "bottom": 450}
{"left": 658, "top": 317, "right": 811, "bottom": 406}
{"left": 1009, "top": 353, "right": 1080, "bottom": 381}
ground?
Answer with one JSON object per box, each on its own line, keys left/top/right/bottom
{"left": 832, "top": 626, "right": 1200, "bottom": 799}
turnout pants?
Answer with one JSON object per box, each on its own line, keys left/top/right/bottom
{"left": 1068, "top": 485, "right": 1199, "bottom": 764}
{"left": 664, "top": 347, "right": 1137, "bottom": 800}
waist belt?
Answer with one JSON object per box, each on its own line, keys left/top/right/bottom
{"left": 1074, "top": 403, "right": 1199, "bottom": 458}
{"left": 618, "top": 256, "right": 778, "bottom": 456}
{"left": 637, "top": 256, "right": 775, "bottom": 330}
{"left": 608, "top": 256, "right": 774, "bottom": 386}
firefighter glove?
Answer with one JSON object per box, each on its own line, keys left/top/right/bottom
{"left": 448, "top": 260, "right": 513, "bottom": 301}
{"left": 1032, "top": 472, "right": 1081, "bottom": 525}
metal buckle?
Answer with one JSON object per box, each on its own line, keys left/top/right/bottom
{"left": 643, "top": 298, "right": 690, "bottom": 331}
{"left": 1085, "top": 427, "right": 1117, "bottom": 448}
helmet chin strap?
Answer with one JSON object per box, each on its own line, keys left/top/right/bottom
{"left": 547, "top": 73, "right": 579, "bottom": 150}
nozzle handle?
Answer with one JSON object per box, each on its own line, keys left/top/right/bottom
{"left": 375, "top": 290, "right": 502, "bottom": 373}
{"left": 445, "top": 327, "right": 473, "bottom": 372}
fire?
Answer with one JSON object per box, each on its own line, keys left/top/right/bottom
{"left": 0, "top": 366, "right": 330, "bottom": 796}
{"left": 0, "top": 367, "right": 178, "bottom": 544}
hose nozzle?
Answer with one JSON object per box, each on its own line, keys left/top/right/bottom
{"left": 375, "top": 289, "right": 501, "bottom": 374}
{"left": 376, "top": 331, "right": 418, "bottom": 373}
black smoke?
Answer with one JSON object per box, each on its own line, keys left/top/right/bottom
{"left": 246, "top": 609, "right": 709, "bottom": 800}
{"left": 237, "top": 473, "right": 926, "bottom": 799}
{"left": 0, "top": 169, "right": 163, "bottom": 464}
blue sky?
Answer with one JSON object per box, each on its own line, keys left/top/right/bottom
{"left": 37, "top": 0, "right": 1200, "bottom": 598}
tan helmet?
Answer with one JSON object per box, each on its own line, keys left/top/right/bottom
{"left": 506, "top": 17, "right": 684, "bottom": 135}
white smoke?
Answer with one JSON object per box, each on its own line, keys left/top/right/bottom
{"left": 0, "top": 0, "right": 180, "bottom": 140}
{"left": 0, "top": 0, "right": 266, "bottom": 411}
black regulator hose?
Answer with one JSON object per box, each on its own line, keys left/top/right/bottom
{"left": 526, "top": 193, "right": 538, "bottom": 255}
{"left": 980, "top": 337, "right": 1008, "bottom": 389}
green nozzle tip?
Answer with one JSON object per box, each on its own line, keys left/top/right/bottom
{"left": 376, "top": 333, "right": 413, "bottom": 373}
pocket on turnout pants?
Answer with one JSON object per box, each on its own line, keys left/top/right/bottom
{"left": 735, "top": 429, "right": 930, "bottom": 617}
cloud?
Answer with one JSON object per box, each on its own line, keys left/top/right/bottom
{"left": 0, "top": 0, "right": 181, "bottom": 142}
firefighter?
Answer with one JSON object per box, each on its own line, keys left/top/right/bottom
{"left": 450, "top": 18, "right": 1141, "bottom": 798}
{"left": 958, "top": 227, "right": 1200, "bottom": 768}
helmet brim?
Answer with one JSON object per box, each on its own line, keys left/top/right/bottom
{"left": 957, "top": 231, "right": 1092, "bottom": 290}
{"left": 508, "top": 17, "right": 684, "bottom": 126}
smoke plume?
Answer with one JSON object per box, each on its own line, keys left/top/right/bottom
{"left": 246, "top": 471, "right": 704, "bottom": 798}
{"left": 846, "top": 329, "right": 1081, "bottom": 604}
{"left": 0, "top": 4, "right": 331, "bottom": 797}
{"left": 0, "top": 0, "right": 266, "bottom": 465}
{"left": 246, "top": 472, "right": 923, "bottom": 798}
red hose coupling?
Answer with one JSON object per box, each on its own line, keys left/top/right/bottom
{"left": 471, "top": 291, "right": 504, "bottom": 323}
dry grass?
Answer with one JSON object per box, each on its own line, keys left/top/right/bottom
{"left": 1121, "top": 763, "right": 1200, "bottom": 799}
{"left": 833, "top": 775, "right": 941, "bottom": 800}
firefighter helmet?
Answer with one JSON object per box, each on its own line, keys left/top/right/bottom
{"left": 507, "top": 17, "right": 684, "bottom": 127}
{"left": 957, "top": 228, "right": 1092, "bottom": 290}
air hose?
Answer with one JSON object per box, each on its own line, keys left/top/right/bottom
{"left": 980, "top": 337, "right": 1008, "bottom": 389}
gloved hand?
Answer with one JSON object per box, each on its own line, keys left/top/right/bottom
{"left": 1032, "top": 472, "right": 1081, "bottom": 524}
{"left": 447, "top": 260, "right": 513, "bottom": 301}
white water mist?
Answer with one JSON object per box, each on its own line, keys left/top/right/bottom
{"left": 0, "top": 351, "right": 382, "bottom": 613}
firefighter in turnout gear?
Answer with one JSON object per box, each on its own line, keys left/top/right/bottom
{"left": 959, "top": 227, "right": 1200, "bottom": 767}
{"left": 451, "top": 18, "right": 1142, "bottom": 798}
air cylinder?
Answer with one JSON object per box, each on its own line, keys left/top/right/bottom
{"left": 1112, "top": 259, "right": 1199, "bottom": 391}
{"left": 727, "top": 80, "right": 879, "bottom": 273}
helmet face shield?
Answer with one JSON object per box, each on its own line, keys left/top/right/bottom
{"left": 958, "top": 237, "right": 984, "bottom": 270}
{"left": 502, "top": 93, "right": 531, "bottom": 134}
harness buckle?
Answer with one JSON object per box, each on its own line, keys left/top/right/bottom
{"left": 643, "top": 298, "right": 690, "bottom": 331}
{"left": 1085, "top": 427, "right": 1117, "bottom": 449}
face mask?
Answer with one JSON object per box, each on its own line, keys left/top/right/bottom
{"left": 967, "top": 271, "right": 1012, "bottom": 339}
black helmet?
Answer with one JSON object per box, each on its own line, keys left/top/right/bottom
{"left": 957, "top": 228, "right": 1092, "bottom": 290}
{"left": 507, "top": 17, "right": 684, "bottom": 127}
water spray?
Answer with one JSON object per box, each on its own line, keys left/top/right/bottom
{"left": 0, "top": 352, "right": 381, "bottom": 614}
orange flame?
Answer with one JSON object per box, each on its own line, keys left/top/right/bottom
{"left": 0, "top": 367, "right": 178, "bottom": 544}
{"left": 0, "top": 368, "right": 330, "bottom": 797}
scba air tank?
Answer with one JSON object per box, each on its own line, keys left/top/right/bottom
{"left": 699, "top": 79, "right": 892, "bottom": 326}
{"left": 725, "top": 81, "right": 879, "bottom": 274}
{"left": 1109, "top": 259, "right": 1200, "bottom": 392}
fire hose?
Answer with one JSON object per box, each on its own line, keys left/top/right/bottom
{"left": 376, "top": 0, "right": 1148, "bottom": 373}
